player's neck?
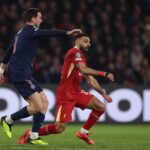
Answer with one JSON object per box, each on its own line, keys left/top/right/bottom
{"left": 74, "top": 46, "right": 84, "bottom": 54}
{"left": 26, "top": 22, "right": 35, "bottom": 27}
{"left": 74, "top": 46, "right": 81, "bottom": 51}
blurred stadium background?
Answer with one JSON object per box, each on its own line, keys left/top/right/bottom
{"left": 0, "top": 0, "right": 150, "bottom": 85}
{"left": 0, "top": 0, "right": 150, "bottom": 149}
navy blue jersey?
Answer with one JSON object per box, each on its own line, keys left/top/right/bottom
{"left": 2, "top": 25, "right": 67, "bottom": 81}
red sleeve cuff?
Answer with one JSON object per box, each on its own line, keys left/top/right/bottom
{"left": 98, "top": 71, "right": 106, "bottom": 77}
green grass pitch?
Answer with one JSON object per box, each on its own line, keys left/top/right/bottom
{"left": 0, "top": 124, "right": 150, "bottom": 150}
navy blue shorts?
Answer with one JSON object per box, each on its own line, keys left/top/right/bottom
{"left": 12, "top": 78, "right": 42, "bottom": 99}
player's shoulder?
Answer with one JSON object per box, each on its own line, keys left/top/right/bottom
{"left": 67, "top": 48, "right": 81, "bottom": 56}
{"left": 24, "top": 25, "right": 39, "bottom": 32}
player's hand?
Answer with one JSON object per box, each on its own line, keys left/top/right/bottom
{"left": 103, "top": 94, "right": 112, "bottom": 103}
{"left": 0, "top": 64, "right": 7, "bottom": 85}
{"left": 106, "top": 73, "right": 114, "bottom": 81}
{"left": 66, "top": 29, "right": 82, "bottom": 36}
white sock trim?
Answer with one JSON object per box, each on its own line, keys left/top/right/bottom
{"left": 5, "top": 115, "right": 14, "bottom": 124}
{"left": 30, "top": 132, "right": 39, "bottom": 140}
{"left": 80, "top": 128, "right": 89, "bottom": 134}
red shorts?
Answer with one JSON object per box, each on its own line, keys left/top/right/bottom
{"left": 55, "top": 90, "right": 93, "bottom": 123}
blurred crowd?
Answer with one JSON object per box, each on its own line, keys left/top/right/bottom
{"left": 0, "top": 0, "right": 150, "bottom": 86}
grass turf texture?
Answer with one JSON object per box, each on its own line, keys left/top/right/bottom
{"left": 0, "top": 124, "right": 150, "bottom": 150}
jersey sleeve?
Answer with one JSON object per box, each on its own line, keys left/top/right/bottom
{"left": 2, "top": 39, "right": 14, "bottom": 64}
{"left": 72, "top": 51, "right": 85, "bottom": 65}
{"left": 31, "top": 27, "right": 67, "bottom": 38}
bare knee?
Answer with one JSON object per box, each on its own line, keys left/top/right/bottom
{"left": 28, "top": 100, "right": 45, "bottom": 114}
{"left": 41, "top": 93, "right": 49, "bottom": 113}
{"left": 97, "top": 102, "right": 105, "bottom": 111}
{"left": 30, "top": 103, "right": 44, "bottom": 113}
{"left": 92, "top": 97, "right": 105, "bottom": 111}
{"left": 56, "top": 123, "right": 66, "bottom": 133}
{"left": 43, "top": 97, "right": 49, "bottom": 110}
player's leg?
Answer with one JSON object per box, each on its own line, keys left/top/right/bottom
{"left": 19, "top": 101, "right": 74, "bottom": 144}
{"left": 27, "top": 91, "right": 48, "bottom": 145}
{"left": 81, "top": 96, "right": 105, "bottom": 132}
{"left": 0, "top": 80, "right": 35, "bottom": 139}
{"left": 19, "top": 122, "right": 67, "bottom": 144}
{"left": 39, "top": 122, "right": 67, "bottom": 136}
{"left": 75, "top": 91, "right": 105, "bottom": 145}
{"left": 39, "top": 101, "right": 74, "bottom": 135}
{"left": 18, "top": 91, "right": 48, "bottom": 145}
{"left": 0, "top": 91, "right": 45, "bottom": 139}
{"left": 1, "top": 91, "right": 47, "bottom": 138}
{"left": 1, "top": 79, "right": 48, "bottom": 145}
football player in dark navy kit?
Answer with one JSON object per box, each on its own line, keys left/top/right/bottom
{"left": 0, "top": 8, "right": 82, "bottom": 145}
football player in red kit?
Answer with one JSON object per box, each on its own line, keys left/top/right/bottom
{"left": 19, "top": 33, "right": 114, "bottom": 145}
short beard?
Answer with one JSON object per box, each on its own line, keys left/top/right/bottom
{"left": 79, "top": 45, "right": 86, "bottom": 54}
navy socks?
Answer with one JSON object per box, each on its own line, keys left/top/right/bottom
{"left": 32, "top": 113, "right": 45, "bottom": 132}
{"left": 11, "top": 106, "right": 30, "bottom": 121}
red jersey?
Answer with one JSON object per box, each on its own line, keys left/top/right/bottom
{"left": 56, "top": 48, "right": 87, "bottom": 101}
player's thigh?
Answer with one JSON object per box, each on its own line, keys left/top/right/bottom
{"left": 28, "top": 92, "right": 44, "bottom": 110}
{"left": 75, "top": 90, "right": 93, "bottom": 110}
{"left": 13, "top": 78, "right": 43, "bottom": 100}
{"left": 39, "top": 91, "right": 49, "bottom": 113}
{"left": 87, "top": 96, "right": 105, "bottom": 111}
{"left": 39, "top": 91, "right": 49, "bottom": 106}
{"left": 24, "top": 78, "right": 44, "bottom": 107}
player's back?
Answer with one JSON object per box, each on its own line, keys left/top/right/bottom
{"left": 57, "top": 48, "right": 86, "bottom": 101}
{"left": 8, "top": 25, "right": 38, "bottom": 81}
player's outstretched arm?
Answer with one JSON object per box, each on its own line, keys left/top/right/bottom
{"left": 34, "top": 28, "right": 82, "bottom": 37}
{"left": 66, "top": 29, "right": 82, "bottom": 36}
{"left": 0, "top": 40, "right": 14, "bottom": 85}
{"left": 76, "top": 62, "right": 115, "bottom": 81}
{"left": 0, "top": 63, "right": 7, "bottom": 85}
{"left": 85, "top": 75, "right": 112, "bottom": 103}
{"left": 2, "top": 39, "right": 14, "bottom": 65}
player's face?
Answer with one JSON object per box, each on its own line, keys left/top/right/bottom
{"left": 79, "top": 37, "right": 90, "bottom": 52}
{"left": 33, "top": 12, "right": 42, "bottom": 27}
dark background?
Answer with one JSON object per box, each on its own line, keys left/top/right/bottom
{"left": 0, "top": 0, "right": 149, "bottom": 86}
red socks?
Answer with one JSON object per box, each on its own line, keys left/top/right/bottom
{"left": 39, "top": 124, "right": 58, "bottom": 136}
{"left": 83, "top": 110, "right": 104, "bottom": 130}
{"left": 39, "top": 110, "right": 104, "bottom": 135}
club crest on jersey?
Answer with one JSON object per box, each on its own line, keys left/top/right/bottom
{"left": 75, "top": 53, "right": 82, "bottom": 61}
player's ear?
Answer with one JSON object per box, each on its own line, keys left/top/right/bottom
{"left": 75, "top": 39, "right": 78, "bottom": 45}
{"left": 31, "top": 17, "right": 35, "bottom": 23}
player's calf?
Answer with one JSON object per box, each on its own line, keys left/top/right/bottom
{"left": 55, "top": 123, "right": 66, "bottom": 133}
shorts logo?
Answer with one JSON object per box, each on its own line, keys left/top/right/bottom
{"left": 30, "top": 84, "right": 36, "bottom": 90}
{"left": 26, "top": 80, "right": 36, "bottom": 90}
